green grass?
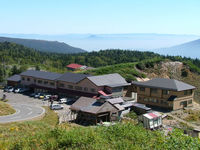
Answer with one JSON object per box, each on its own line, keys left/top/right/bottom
{"left": 0, "top": 101, "right": 15, "bottom": 116}
{"left": 0, "top": 107, "right": 200, "bottom": 149}
{"left": 82, "top": 62, "right": 146, "bottom": 82}
{"left": 0, "top": 107, "right": 58, "bottom": 149}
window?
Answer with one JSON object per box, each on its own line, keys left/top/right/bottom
{"left": 84, "top": 87, "right": 88, "bottom": 92}
{"left": 184, "top": 90, "right": 187, "bottom": 95}
{"left": 34, "top": 79, "right": 36, "bottom": 83}
{"left": 91, "top": 88, "right": 96, "bottom": 92}
{"left": 50, "top": 82, "right": 55, "bottom": 86}
{"left": 38, "top": 80, "right": 42, "bottom": 84}
{"left": 68, "top": 85, "right": 73, "bottom": 89}
{"left": 189, "top": 90, "right": 193, "bottom": 95}
{"left": 140, "top": 87, "right": 145, "bottom": 92}
{"left": 188, "top": 100, "right": 192, "bottom": 104}
{"left": 153, "top": 99, "right": 157, "bottom": 103}
{"left": 151, "top": 88, "right": 158, "bottom": 94}
{"left": 59, "top": 83, "right": 65, "bottom": 87}
{"left": 162, "top": 90, "right": 169, "bottom": 95}
{"left": 75, "top": 86, "right": 82, "bottom": 91}
{"left": 22, "top": 77, "right": 25, "bottom": 81}
{"left": 27, "top": 78, "right": 30, "bottom": 81}
{"left": 44, "top": 81, "right": 48, "bottom": 85}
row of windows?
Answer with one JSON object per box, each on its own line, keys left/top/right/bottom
{"left": 22, "top": 77, "right": 96, "bottom": 92}
{"left": 140, "top": 87, "right": 169, "bottom": 95}
{"left": 184, "top": 90, "right": 193, "bottom": 95}
{"left": 22, "top": 77, "right": 55, "bottom": 86}
{"left": 59, "top": 83, "right": 96, "bottom": 93}
{"left": 140, "top": 87, "right": 193, "bottom": 96}
{"left": 140, "top": 97, "right": 172, "bottom": 107}
{"left": 180, "top": 100, "right": 192, "bottom": 106}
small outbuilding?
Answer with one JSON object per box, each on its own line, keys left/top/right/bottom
{"left": 140, "top": 111, "right": 162, "bottom": 129}
{"left": 66, "top": 63, "right": 83, "bottom": 71}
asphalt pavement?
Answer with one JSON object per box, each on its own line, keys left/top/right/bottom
{"left": 0, "top": 103, "right": 45, "bottom": 123}
{"left": 0, "top": 90, "right": 45, "bottom": 123}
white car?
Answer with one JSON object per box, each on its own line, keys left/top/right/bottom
{"left": 59, "top": 98, "right": 67, "bottom": 104}
{"left": 44, "top": 95, "right": 51, "bottom": 100}
{"left": 50, "top": 104, "right": 64, "bottom": 110}
{"left": 14, "top": 88, "right": 21, "bottom": 93}
{"left": 7, "top": 87, "right": 14, "bottom": 92}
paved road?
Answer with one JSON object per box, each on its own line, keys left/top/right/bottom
{"left": 0, "top": 103, "right": 45, "bottom": 123}
{"left": 0, "top": 90, "right": 46, "bottom": 123}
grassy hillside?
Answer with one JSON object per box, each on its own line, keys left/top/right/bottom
{"left": 0, "top": 107, "right": 58, "bottom": 149}
{"left": 0, "top": 37, "right": 86, "bottom": 54}
{"left": 0, "top": 121, "right": 200, "bottom": 149}
{"left": 0, "top": 101, "right": 15, "bottom": 116}
{"left": 83, "top": 62, "right": 146, "bottom": 82}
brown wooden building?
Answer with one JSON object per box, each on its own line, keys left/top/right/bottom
{"left": 130, "top": 78, "right": 195, "bottom": 110}
{"left": 70, "top": 97, "right": 125, "bottom": 125}
{"left": 7, "top": 75, "right": 21, "bottom": 87}
{"left": 19, "top": 70, "right": 129, "bottom": 98}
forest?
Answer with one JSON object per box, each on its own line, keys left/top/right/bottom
{"left": 0, "top": 41, "right": 200, "bottom": 82}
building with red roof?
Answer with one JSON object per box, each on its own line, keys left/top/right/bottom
{"left": 66, "top": 63, "right": 83, "bottom": 71}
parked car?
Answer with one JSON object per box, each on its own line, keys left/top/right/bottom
{"left": 7, "top": 86, "right": 14, "bottom": 92}
{"left": 19, "top": 88, "right": 29, "bottom": 93}
{"left": 50, "top": 104, "right": 64, "bottom": 110}
{"left": 34, "top": 93, "right": 43, "bottom": 98}
{"left": 4, "top": 86, "right": 13, "bottom": 92}
{"left": 44, "top": 95, "right": 51, "bottom": 101}
{"left": 30, "top": 93, "right": 37, "bottom": 97}
{"left": 39, "top": 93, "right": 45, "bottom": 99}
{"left": 58, "top": 98, "right": 67, "bottom": 104}
{"left": 14, "top": 88, "right": 21, "bottom": 93}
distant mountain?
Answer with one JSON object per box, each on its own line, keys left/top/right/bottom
{"left": 0, "top": 37, "right": 86, "bottom": 54}
{"left": 155, "top": 39, "right": 200, "bottom": 58}
{"left": 0, "top": 33, "right": 199, "bottom": 51}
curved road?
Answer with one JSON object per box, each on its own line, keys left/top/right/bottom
{"left": 0, "top": 103, "right": 45, "bottom": 123}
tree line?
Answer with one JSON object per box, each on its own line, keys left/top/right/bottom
{"left": 0, "top": 41, "right": 200, "bottom": 82}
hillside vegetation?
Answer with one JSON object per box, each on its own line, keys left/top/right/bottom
{"left": 1, "top": 42, "right": 200, "bottom": 82}
{"left": 0, "top": 37, "right": 86, "bottom": 54}
{"left": 1, "top": 112, "right": 200, "bottom": 150}
{"left": 0, "top": 101, "right": 15, "bottom": 116}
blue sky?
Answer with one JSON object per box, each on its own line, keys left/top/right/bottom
{"left": 0, "top": 0, "right": 200, "bottom": 35}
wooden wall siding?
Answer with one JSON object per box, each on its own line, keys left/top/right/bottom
{"left": 21, "top": 75, "right": 57, "bottom": 89}
{"left": 57, "top": 78, "right": 100, "bottom": 94}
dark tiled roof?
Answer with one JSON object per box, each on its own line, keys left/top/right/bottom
{"left": 20, "top": 70, "right": 62, "bottom": 81}
{"left": 87, "top": 73, "right": 128, "bottom": 86}
{"left": 7, "top": 75, "right": 21, "bottom": 82}
{"left": 132, "top": 78, "right": 195, "bottom": 91}
{"left": 70, "top": 97, "right": 96, "bottom": 111}
{"left": 70, "top": 96, "right": 122, "bottom": 114}
{"left": 57, "top": 72, "right": 90, "bottom": 83}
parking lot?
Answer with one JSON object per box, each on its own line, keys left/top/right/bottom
{"left": 0, "top": 89, "right": 72, "bottom": 123}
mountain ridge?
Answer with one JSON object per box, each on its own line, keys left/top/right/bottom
{"left": 155, "top": 39, "right": 200, "bottom": 58}
{"left": 0, "top": 36, "right": 86, "bottom": 54}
